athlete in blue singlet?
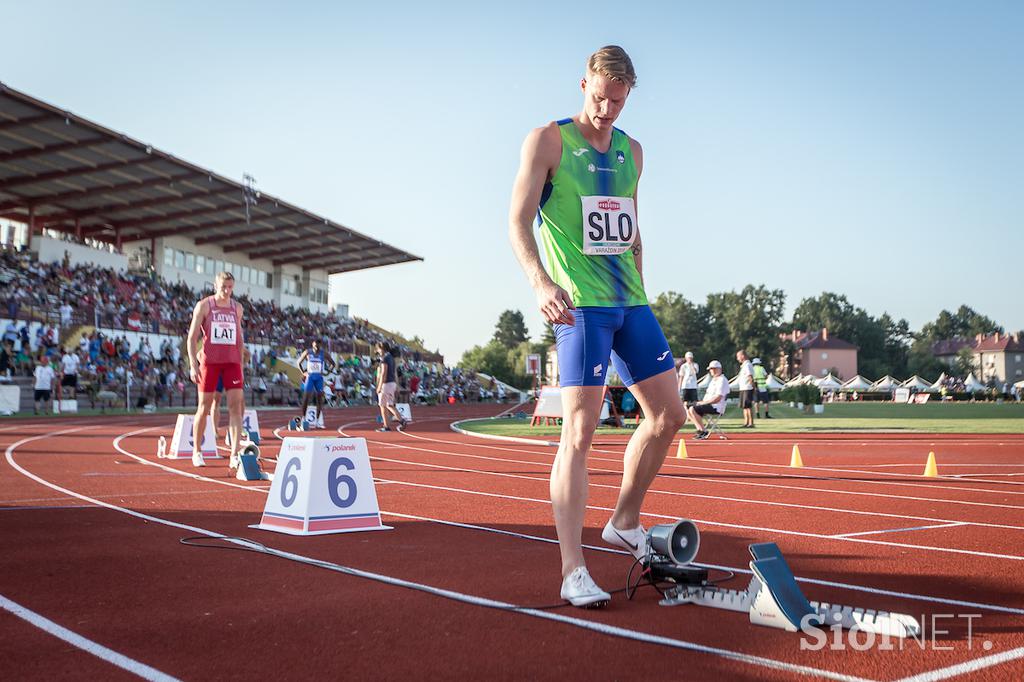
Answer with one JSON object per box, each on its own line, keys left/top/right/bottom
{"left": 298, "top": 339, "right": 334, "bottom": 429}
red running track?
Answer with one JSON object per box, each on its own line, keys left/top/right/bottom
{"left": 1, "top": 405, "right": 1023, "bottom": 681}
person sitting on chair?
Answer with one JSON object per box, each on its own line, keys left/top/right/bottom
{"left": 688, "top": 360, "right": 729, "bottom": 440}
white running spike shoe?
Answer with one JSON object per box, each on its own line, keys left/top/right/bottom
{"left": 560, "top": 567, "right": 610, "bottom": 608}
{"left": 601, "top": 520, "right": 647, "bottom": 560}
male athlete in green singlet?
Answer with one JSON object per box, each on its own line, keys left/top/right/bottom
{"left": 509, "top": 46, "right": 686, "bottom": 608}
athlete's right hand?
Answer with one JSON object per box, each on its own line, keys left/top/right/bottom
{"left": 536, "top": 282, "right": 575, "bottom": 326}
{"left": 189, "top": 367, "right": 199, "bottom": 384}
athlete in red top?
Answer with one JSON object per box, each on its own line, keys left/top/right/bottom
{"left": 187, "top": 271, "right": 247, "bottom": 469}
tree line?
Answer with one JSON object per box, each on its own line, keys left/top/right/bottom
{"left": 460, "top": 289, "right": 1004, "bottom": 388}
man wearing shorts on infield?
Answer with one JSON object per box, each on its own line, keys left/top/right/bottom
{"left": 688, "top": 360, "right": 729, "bottom": 439}
{"left": 33, "top": 355, "right": 55, "bottom": 415}
{"left": 187, "top": 271, "right": 246, "bottom": 470}
{"left": 509, "top": 45, "right": 686, "bottom": 608}
{"left": 374, "top": 342, "right": 407, "bottom": 432}
{"left": 677, "top": 351, "right": 699, "bottom": 409}
{"left": 736, "top": 349, "right": 755, "bottom": 428}
{"left": 58, "top": 347, "right": 80, "bottom": 402}
{"left": 298, "top": 338, "right": 334, "bottom": 429}
{"left": 753, "top": 357, "right": 771, "bottom": 419}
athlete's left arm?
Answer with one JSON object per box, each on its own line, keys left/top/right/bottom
{"left": 630, "top": 137, "right": 644, "bottom": 283}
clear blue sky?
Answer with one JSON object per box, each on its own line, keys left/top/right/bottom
{"left": 5, "top": 1, "right": 1022, "bottom": 360}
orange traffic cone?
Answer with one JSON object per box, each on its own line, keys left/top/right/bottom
{"left": 790, "top": 444, "right": 804, "bottom": 468}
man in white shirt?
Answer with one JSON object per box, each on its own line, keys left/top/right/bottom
{"left": 34, "top": 356, "right": 56, "bottom": 415}
{"left": 687, "top": 360, "right": 730, "bottom": 440}
{"left": 736, "top": 349, "right": 755, "bottom": 428}
{"left": 677, "top": 351, "right": 699, "bottom": 408}
{"left": 58, "top": 348, "right": 80, "bottom": 401}
{"left": 60, "top": 302, "right": 73, "bottom": 326}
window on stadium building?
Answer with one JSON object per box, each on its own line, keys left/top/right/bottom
{"left": 195, "top": 255, "right": 205, "bottom": 274}
{"left": 164, "top": 247, "right": 173, "bottom": 267}
{"left": 174, "top": 250, "right": 185, "bottom": 269}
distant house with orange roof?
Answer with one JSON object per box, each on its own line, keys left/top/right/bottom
{"left": 965, "top": 332, "right": 1024, "bottom": 384}
{"left": 778, "top": 328, "right": 858, "bottom": 380}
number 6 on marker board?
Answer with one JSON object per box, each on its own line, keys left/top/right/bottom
{"left": 253, "top": 437, "right": 391, "bottom": 536}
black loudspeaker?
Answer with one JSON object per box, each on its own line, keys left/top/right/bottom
{"left": 647, "top": 519, "right": 700, "bottom": 565}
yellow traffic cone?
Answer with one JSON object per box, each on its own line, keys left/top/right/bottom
{"left": 923, "top": 452, "right": 938, "bottom": 478}
{"left": 676, "top": 440, "right": 688, "bottom": 460}
{"left": 790, "top": 444, "right": 804, "bottom": 468}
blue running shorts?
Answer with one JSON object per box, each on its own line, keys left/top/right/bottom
{"left": 554, "top": 306, "right": 674, "bottom": 387}
{"left": 303, "top": 375, "right": 324, "bottom": 393}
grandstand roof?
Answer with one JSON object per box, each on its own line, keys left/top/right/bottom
{"left": 0, "top": 83, "right": 421, "bottom": 274}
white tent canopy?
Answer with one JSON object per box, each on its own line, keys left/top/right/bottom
{"left": 929, "top": 373, "right": 949, "bottom": 392}
{"left": 697, "top": 373, "right": 711, "bottom": 388}
{"left": 728, "top": 375, "right": 741, "bottom": 391}
{"left": 784, "top": 374, "right": 806, "bottom": 387}
{"left": 841, "top": 375, "right": 873, "bottom": 391}
{"left": 1014, "top": 379, "right": 1024, "bottom": 390}
{"left": 870, "top": 375, "right": 900, "bottom": 392}
{"left": 815, "top": 373, "right": 844, "bottom": 390}
{"left": 766, "top": 373, "right": 786, "bottom": 390}
{"left": 902, "top": 375, "right": 933, "bottom": 392}
{"left": 964, "top": 373, "right": 986, "bottom": 393}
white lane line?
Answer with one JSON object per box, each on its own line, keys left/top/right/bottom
{"left": 121, "top": 423, "right": 1024, "bottom": 617}
{"left": 379, "top": 510, "right": 1024, "bottom": 617}
{"left": 449, "top": 420, "right": 1024, "bottom": 490}
{"left": 399, "top": 428, "right": 1024, "bottom": 512}
{"left": 383, "top": 431, "right": 1024, "bottom": 527}
{"left": 0, "top": 593, "right": 180, "bottom": 682}
{"left": 4, "top": 429, "right": 875, "bottom": 682}
{"left": 371, "top": 469, "right": 1024, "bottom": 562}
{"left": 894, "top": 646, "right": 1024, "bottom": 682}
{"left": 831, "top": 522, "right": 968, "bottom": 539}
{"left": 642, "top": 452, "right": 1024, "bottom": 497}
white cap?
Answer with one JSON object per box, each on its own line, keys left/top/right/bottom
{"left": 707, "top": 360, "right": 722, "bottom": 370}
{"left": 752, "top": 358, "right": 762, "bottom": 365}
{"left": 685, "top": 351, "right": 694, "bottom": 359}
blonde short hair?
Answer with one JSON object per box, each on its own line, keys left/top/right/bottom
{"left": 215, "top": 271, "right": 235, "bottom": 285}
{"left": 587, "top": 45, "right": 637, "bottom": 88}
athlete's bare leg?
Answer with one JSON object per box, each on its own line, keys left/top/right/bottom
{"left": 193, "top": 391, "right": 216, "bottom": 457}
{"left": 210, "top": 392, "right": 222, "bottom": 443}
{"left": 226, "top": 388, "right": 244, "bottom": 460}
{"left": 551, "top": 386, "right": 606, "bottom": 577}
{"left": 607, "top": 369, "right": 686, "bottom": 531}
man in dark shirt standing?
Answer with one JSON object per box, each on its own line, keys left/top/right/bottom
{"left": 374, "top": 341, "right": 408, "bottom": 432}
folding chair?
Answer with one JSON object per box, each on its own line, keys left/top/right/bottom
{"left": 704, "top": 410, "right": 728, "bottom": 440}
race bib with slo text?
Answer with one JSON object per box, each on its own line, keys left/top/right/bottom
{"left": 581, "top": 195, "right": 637, "bottom": 255}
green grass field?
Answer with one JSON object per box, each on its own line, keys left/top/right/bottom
{"left": 460, "top": 402, "right": 1024, "bottom": 436}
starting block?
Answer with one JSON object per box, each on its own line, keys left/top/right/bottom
{"left": 659, "top": 542, "right": 921, "bottom": 638}
{"left": 235, "top": 443, "right": 271, "bottom": 481}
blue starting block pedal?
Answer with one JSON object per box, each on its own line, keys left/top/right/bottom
{"left": 235, "top": 443, "right": 271, "bottom": 481}
{"left": 658, "top": 542, "right": 921, "bottom": 638}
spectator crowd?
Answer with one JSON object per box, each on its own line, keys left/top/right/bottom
{"left": 2, "top": 247, "right": 505, "bottom": 412}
